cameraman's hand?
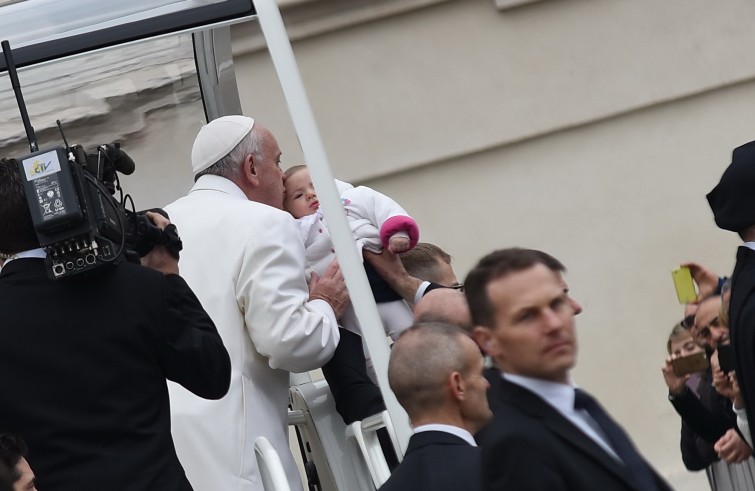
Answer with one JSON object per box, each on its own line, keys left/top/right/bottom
{"left": 309, "top": 259, "right": 349, "bottom": 318}
{"left": 140, "top": 211, "right": 179, "bottom": 275}
{"left": 661, "top": 356, "right": 689, "bottom": 396}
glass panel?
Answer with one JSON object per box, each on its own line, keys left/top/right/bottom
{"left": 0, "top": 0, "right": 231, "bottom": 48}
{"left": 0, "top": 33, "right": 204, "bottom": 207}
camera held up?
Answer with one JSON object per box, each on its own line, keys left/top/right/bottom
{"left": 16, "top": 138, "right": 182, "bottom": 279}
{"left": 3, "top": 39, "right": 181, "bottom": 279}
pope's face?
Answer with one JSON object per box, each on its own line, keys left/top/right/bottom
{"left": 252, "top": 126, "right": 285, "bottom": 209}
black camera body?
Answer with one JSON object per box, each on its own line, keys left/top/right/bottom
{"left": 3, "top": 38, "right": 174, "bottom": 280}
{"left": 17, "top": 142, "right": 171, "bottom": 279}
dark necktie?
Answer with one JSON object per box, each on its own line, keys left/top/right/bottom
{"left": 574, "top": 389, "right": 660, "bottom": 491}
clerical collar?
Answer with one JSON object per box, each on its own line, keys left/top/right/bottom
{"left": 744, "top": 241, "right": 755, "bottom": 252}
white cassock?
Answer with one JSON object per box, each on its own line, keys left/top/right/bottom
{"left": 165, "top": 174, "right": 340, "bottom": 491}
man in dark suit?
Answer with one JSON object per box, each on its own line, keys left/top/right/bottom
{"left": 465, "top": 248, "right": 672, "bottom": 491}
{"left": 0, "top": 157, "right": 231, "bottom": 490}
{"left": 379, "top": 322, "right": 492, "bottom": 491}
{"left": 707, "top": 139, "right": 755, "bottom": 447}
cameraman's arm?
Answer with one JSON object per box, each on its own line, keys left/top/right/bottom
{"left": 161, "top": 274, "right": 231, "bottom": 399}
{"left": 144, "top": 212, "right": 231, "bottom": 398}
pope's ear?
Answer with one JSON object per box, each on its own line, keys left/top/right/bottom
{"left": 242, "top": 154, "right": 259, "bottom": 186}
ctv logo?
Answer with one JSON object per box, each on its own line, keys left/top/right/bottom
{"left": 30, "top": 159, "right": 52, "bottom": 175}
{"left": 23, "top": 150, "right": 62, "bottom": 181}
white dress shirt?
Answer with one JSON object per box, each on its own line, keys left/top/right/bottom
{"left": 414, "top": 423, "right": 477, "bottom": 447}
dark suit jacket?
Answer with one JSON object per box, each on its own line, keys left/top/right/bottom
{"left": 379, "top": 430, "right": 482, "bottom": 491}
{"left": 476, "top": 375, "right": 673, "bottom": 491}
{"left": 0, "top": 259, "right": 231, "bottom": 491}
{"left": 728, "top": 246, "right": 755, "bottom": 445}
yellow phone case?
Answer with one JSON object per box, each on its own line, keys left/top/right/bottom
{"left": 672, "top": 267, "right": 697, "bottom": 304}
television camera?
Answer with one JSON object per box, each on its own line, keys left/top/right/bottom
{"left": 2, "top": 39, "right": 181, "bottom": 279}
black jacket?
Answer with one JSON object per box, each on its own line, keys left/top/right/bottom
{"left": 0, "top": 259, "right": 231, "bottom": 490}
{"left": 728, "top": 246, "right": 755, "bottom": 446}
{"left": 379, "top": 431, "right": 481, "bottom": 491}
{"left": 477, "top": 374, "right": 673, "bottom": 491}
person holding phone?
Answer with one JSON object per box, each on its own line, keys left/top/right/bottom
{"left": 663, "top": 324, "right": 726, "bottom": 470}
{"left": 664, "top": 295, "right": 755, "bottom": 490}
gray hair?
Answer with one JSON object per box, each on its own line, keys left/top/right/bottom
{"left": 195, "top": 126, "right": 265, "bottom": 182}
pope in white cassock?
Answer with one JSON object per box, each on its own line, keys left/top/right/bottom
{"left": 164, "top": 115, "right": 348, "bottom": 491}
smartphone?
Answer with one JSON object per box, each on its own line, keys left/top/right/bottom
{"left": 672, "top": 267, "right": 697, "bottom": 304}
{"left": 672, "top": 351, "right": 709, "bottom": 377}
{"left": 717, "top": 343, "right": 735, "bottom": 374}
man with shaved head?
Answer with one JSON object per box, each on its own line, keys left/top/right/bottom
{"left": 413, "top": 288, "right": 473, "bottom": 332}
{"left": 379, "top": 322, "right": 491, "bottom": 491}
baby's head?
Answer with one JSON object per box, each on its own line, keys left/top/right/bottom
{"left": 283, "top": 165, "right": 319, "bottom": 219}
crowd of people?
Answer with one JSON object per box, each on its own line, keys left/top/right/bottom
{"left": 3, "top": 114, "right": 755, "bottom": 490}
{"left": 655, "top": 140, "right": 755, "bottom": 490}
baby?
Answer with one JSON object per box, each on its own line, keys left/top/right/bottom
{"left": 283, "top": 165, "right": 419, "bottom": 344}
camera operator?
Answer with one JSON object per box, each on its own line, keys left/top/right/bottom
{"left": 0, "top": 156, "right": 231, "bottom": 490}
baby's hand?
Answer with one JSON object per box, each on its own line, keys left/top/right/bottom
{"left": 388, "top": 235, "right": 410, "bottom": 254}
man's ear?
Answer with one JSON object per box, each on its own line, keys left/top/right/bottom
{"left": 473, "top": 326, "right": 497, "bottom": 357}
{"left": 449, "top": 371, "right": 465, "bottom": 401}
{"left": 241, "top": 154, "right": 259, "bottom": 187}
